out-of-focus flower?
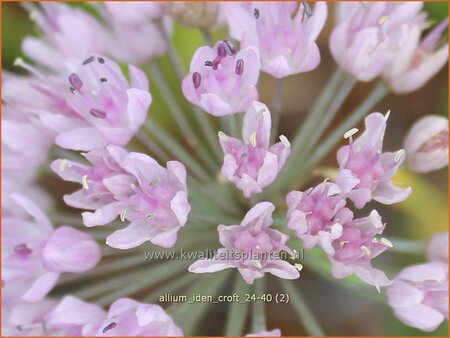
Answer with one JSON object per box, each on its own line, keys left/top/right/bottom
{"left": 106, "top": 152, "right": 190, "bottom": 249}
{"left": 94, "top": 298, "right": 182, "bottom": 336}
{"left": 189, "top": 202, "right": 299, "bottom": 284}
{"left": 169, "top": 2, "right": 220, "bottom": 28}
{"left": 2, "top": 194, "right": 101, "bottom": 302}
{"left": 336, "top": 112, "right": 412, "bottom": 209}
{"left": 247, "top": 328, "right": 282, "bottom": 336}
{"left": 219, "top": 101, "right": 291, "bottom": 197}
{"left": 403, "top": 115, "right": 448, "bottom": 173}
{"left": 182, "top": 42, "right": 260, "bottom": 116}
{"left": 329, "top": 210, "right": 391, "bottom": 289}
{"left": 286, "top": 181, "right": 352, "bottom": 252}
{"left": 330, "top": 2, "right": 425, "bottom": 81}
{"left": 103, "top": 2, "right": 166, "bottom": 23}
{"left": 387, "top": 262, "right": 448, "bottom": 331}
{"left": 383, "top": 19, "right": 449, "bottom": 94}
{"left": 224, "top": 2, "right": 327, "bottom": 78}
{"left": 56, "top": 55, "right": 151, "bottom": 151}
{"left": 427, "top": 232, "right": 448, "bottom": 264}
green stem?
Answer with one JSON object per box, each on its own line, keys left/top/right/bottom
{"left": 142, "top": 272, "right": 199, "bottom": 303}
{"left": 251, "top": 278, "right": 267, "bottom": 333}
{"left": 224, "top": 274, "right": 251, "bottom": 336}
{"left": 135, "top": 132, "right": 171, "bottom": 162}
{"left": 200, "top": 28, "right": 214, "bottom": 47}
{"left": 279, "top": 279, "right": 325, "bottom": 336}
{"left": 270, "top": 78, "right": 284, "bottom": 143}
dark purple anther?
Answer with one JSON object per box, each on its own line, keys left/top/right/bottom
{"left": 211, "top": 56, "right": 221, "bottom": 70}
{"left": 217, "top": 43, "right": 227, "bottom": 58}
{"left": 82, "top": 56, "right": 95, "bottom": 65}
{"left": 69, "top": 87, "right": 75, "bottom": 94}
{"left": 223, "top": 40, "right": 236, "bottom": 56}
{"left": 89, "top": 108, "right": 107, "bottom": 119}
{"left": 102, "top": 322, "right": 117, "bottom": 333}
{"left": 204, "top": 60, "right": 213, "bottom": 67}
{"left": 69, "top": 73, "right": 83, "bottom": 90}
{"left": 100, "top": 77, "right": 108, "bottom": 83}
{"left": 97, "top": 57, "right": 105, "bottom": 64}
{"left": 254, "top": 8, "right": 260, "bottom": 19}
{"left": 14, "top": 244, "right": 32, "bottom": 255}
{"left": 193, "top": 72, "right": 201, "bottom": 89}
{"left": 235, "top": 59, "right": 244, "bottom": 75}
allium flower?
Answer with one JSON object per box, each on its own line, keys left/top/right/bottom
{"left": 56, "top": 56, "right": 152, "bottom": 151}
{"left": 328, "top": 210, "right": 391, "bottom": 289}
{"left": 52, "top": 147, "right": 190, "bottom": 249}
{"left": 427, "top": 232, "right": 448, "bottom": 264}
{"left": 2, "top": 194, "right": 101, "bottom": 302}
{"left": 94, "top": 298, "right": 183, "bottom": 336}
{"left": 189, "top": 202, "right": 300, "bottom": 284}
{"left": 387, "top": 262, "right": 448, "bottom": 331}
{"left": 330, "top": 2, "right": 425, "bottom": 81}
{"left": 219, "top": 101, "right": 291, "bottom": 197}
{"left": 286, "top": 181, "right": 353, "bottom": 252}
{"left": 336, "top": 112, "right": 412, "bottom": 209}
{"left": 403, "top": 115, "right": 448, "bottom": 173}
{"left": 224, "top": 2, "right": 328, "bottom": 78}
{"left": 182, "top": 42, "right": 260, "bottom": 116}
{"left": 103, "top": 2, "right": 166, "bottom": 23}
{"left": 169, "top": 2, "right": 221, "bottom": 28}
{"left": 383, "top": 19, "right": 449, "bottom": 94}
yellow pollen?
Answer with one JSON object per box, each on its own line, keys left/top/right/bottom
{"left": 380, "top": 237, "right": 393, "bottom": 248}
{"left": 279, "top": 135, "right": 291, "bottom": 147}
{"left": 344, "top": 128, "right": 359, "bottom": 139}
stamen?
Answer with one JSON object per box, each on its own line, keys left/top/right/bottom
{"left": 59, "top": 159, "right": 69, "bottom": 172}
{"left": 249, "top": 132, "right": 257, "bottom": 147}
{"left": 379, "top": 15, "right": 390, "bottom": 25}
{"left": 82, "top": 56, "right": 95, "bottom": 65}
{"left": 81, "top": 175, "right": 90, "bottom": 190}
{"left": 120, "top": 208, "right": 128, "bottom": 222}
{"left": 100, "top": 77, "right": 108, "bottom": 83}
{"left": 255, "top": 108, "right": 266, "bottom": 118}
{"left": 235, "top": 59, "right": 244, "bottom": 75}
{"left": 218, "top": 131, "right": 228, "bottom": 140}
{"left": 130, "top": 183, "right": 137, "bottom": 190}
{"left": 97, "top": 57, "right": 105, "bottom": 64}
{"left": 14, "top": 244, "right": 32, "bottom": 255}
{"left": 372, "top": 238, "right": 378, "bottom": 243}
{"left": 150, "top": 178, "right": 160, "bottom": 186}
{"left": 394, "top": 149, "right": 405, "bottom": 163}
{"left": 294, "top": 263, "right": 303, "bottom": 271}
{"left": 217, "top": 43, "right": 227, "bottom": 58}
{"left": 69, "top": 87, "right": 75, "bottom": 94}
{"left": 223, "top": 40, "right": 236, "bottom": 56}
{"left": 344, "top": 128, "right": 359, "bottom": 139}
{"left": 301, "top": 2, "right": 312, "bottom": 17}
{"left": 204, "top": 60, "right": 213, "bottom": 67}
{"left": 102, "top": 322, "right": 117, "bottom": 333}
{"left": 193, "top": 72, "right": 201, "bottom": 89}
{"left": 340, "top": 240, "right": 349, "bottom": 246}
{"left": 290, "top": 249, "right": 298, "bottom": 260}
{"left": 279, "top": 135, "right": 291, "bottom": 147}
{"left": 385, "top": 110, "right": 391, "bottom": 120}
{"left": 254, "top": 8, "right": 260, "bottom": 19}
{"left": 251, "top": 260, "right": 262, "bottom": 269}
{"left": 380, "top": 237, "right": 393, "bottom": 248}
{"left": 361, "top": 245, "right": 371, "bottom": 256}
{"left": 69, "top": 73, "right": 83, "bottom": 90}
{"left": 89, "top": 108, "right": 107, "bottom": 119}
{"left": 145, "top": 212, "right": 155, "bottom": 219}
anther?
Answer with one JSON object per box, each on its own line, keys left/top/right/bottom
{"left": 394, "top": 149, "right": 405, "bottom": 163}
{"left": 14, "top": 244, "right": 32, "bottom": 255}
{"left": 235, "top": 59, "right": 244, "bottom": 75}
{"left": 59, "top": 159, "right": 69, "bottom": 172}
{"left": 81, "top": 175, "right": 90, "bottom": 190}
{"left": 254, "top": 8, "right": 260, "bottom": 19}
{"left": 145, "top": 212, "right": 155, "bottom": 219}
{"left": 301, "top": 2, "right": 313, "bottom": 17}
{"left": 82, "top": 56, "right": 95, "bottom": 65}
{"left": 294, "top": 263, "right": 303, "bottom": 271}
{"left": 120, "top": 208, "right": 128, "bottom": 222}
{"left": 279, "top": 135, "right": 291, "bottom": 147}
{"left": 69, "top": 87, "right": 75, "bottom": 94}
{"left": 100, "top": 77, "right": 108, "bottom": 83}
{"left": 89, "top": 108, "right": 107, "bottom": 119}
{"left": 204, "top": 60, "right": 213, "bottom": 67}
{"left": 249, "top": 132, "right": 257, "bottom": 147}
{"left": 69, "top": 73, "right": 83, "bottom": 90}
{"left": 193, "top": 72, "right": 201, "bottom": 89}
{"left": 361, "top": 245, "right": 371, "bottom": 256}
{"left": 251, "top": 260, "right": 262, "bottom": 269}
{"left": 223, "top": 40, "right": 236, "bottom": 56}
{"left": 255, "top": 108, "right": 266, "bottom": 118}
{"left": 218, "top": 131, "right": 228, "bottom": 140}
{"left": 150, "top": 178, "right": 160, "bottom": 186}
{"left": 380, "top": 237, "right": 393, "bottom": 248}
{"left": 217, "top": 43, "right": 227, "bottom": 58}
{"left": 97, "top": 57, "right": 105, "bottom": 64}
{"left": 344, "top": 128, "right": 359, "bottom": 139}
{"left": 102, "top": 322, "right": 117, "bottom": 333}
{"left": 379, "top": 15, "right": 390, "bottom": 25}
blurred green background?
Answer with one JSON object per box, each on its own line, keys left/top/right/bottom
{"left": 2, "top": 2, "right": 448, "bottom": 336}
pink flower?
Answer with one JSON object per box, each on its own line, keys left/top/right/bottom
{"left": 403, "top": 115, "right": 448, "bottom": 173}
{"left": 427, "top": 232, "right": 448, "bottom": 264}
{"left": 56, "top": 56, "right": 152, "bottom": 151}
{"left": 2, "top": 194, "right": 101, "bottom": 302}
{"left": 383, "top": 18, "right": 449, "bottom": 94}
{"left": 387, "top": 262, "right": 448, "bottom": 331}
{"left": 103, "top": 2, "right": 166, "bottom": 24}
{"left": 329, "top": 210, "right": 391, "bottom": 289}
{"left": 95, "top": 298, "right": 182, "bottom": 336}
{"left": 330, "top": 2, "right": 425, "bottom": 81}
{"left": 286, "top": 181, "right": 353, "bottom": 253}
{"left": 247, "top": 328, "right": 281, "bottom": 336}
{"left": 182, "top": 42, "right": 260, "bottom": 116}
{"left": 106, "top": 152, "right": 191, "bottom": 249}
{"left": 336, "top": 112, "right": 412, "bottom": 209}
{"left": 219, "top": 101, "right": 291, "bottom": 197}
{"left": 52, "top": 147, "right": 191, "bottom": 249}
{"left": 189, "top": 202, "right": 299, "bottom": 284}
{"left": 223, "top": 2, "right": 327, "bottom": 78}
